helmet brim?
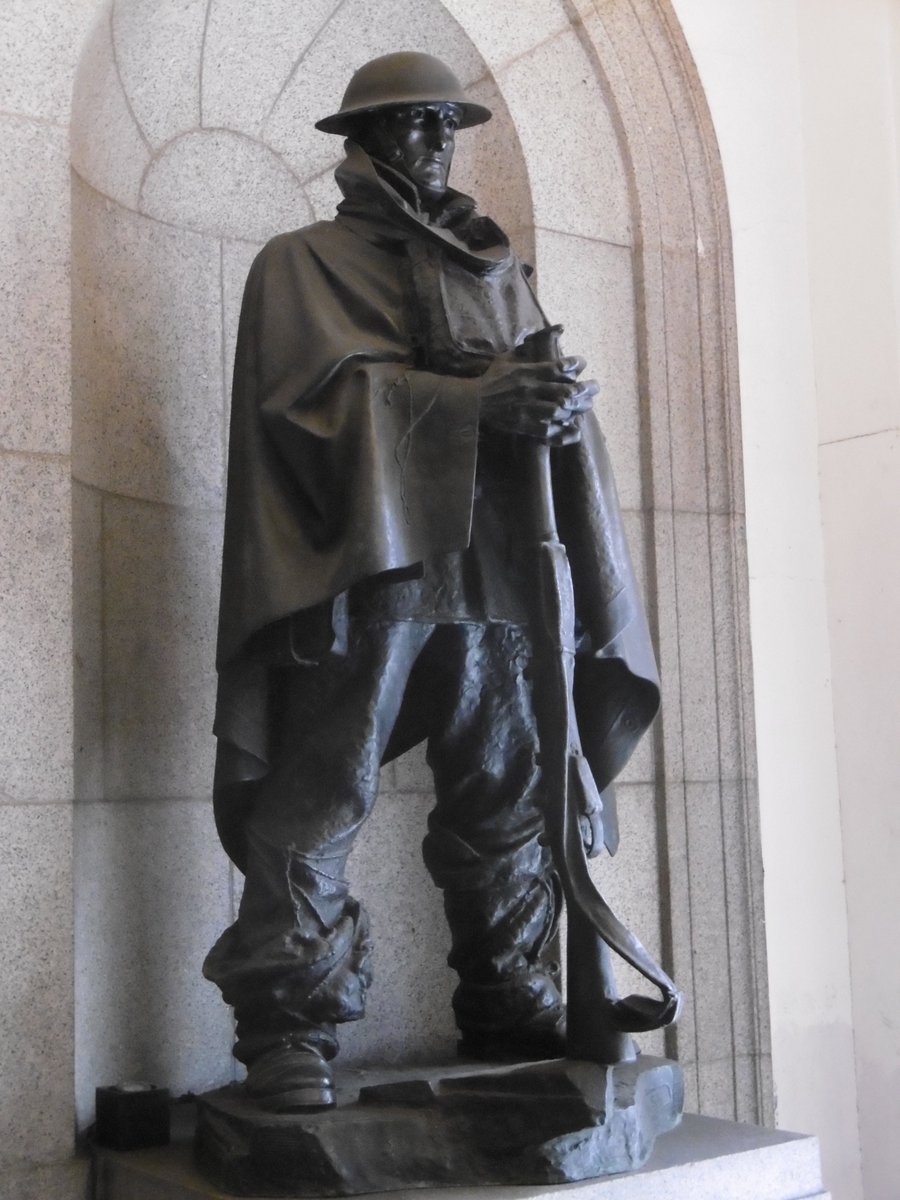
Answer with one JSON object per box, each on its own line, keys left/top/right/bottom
{"left": 315, "top": 99, "right": 492, "bottom": 136}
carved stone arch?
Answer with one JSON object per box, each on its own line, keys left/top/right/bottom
{"left": 440, "top": 0, "right": 770, "bottom": 1124}
{"left": 71, "top": 0, "right": 770, "bottom": 1127}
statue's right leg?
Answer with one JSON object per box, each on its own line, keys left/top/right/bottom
{"left": 203, "top": 619, "right": 430, "bottom": 1109}
{"left": 420, "top": 623, "right": 565, "bottom": 1060}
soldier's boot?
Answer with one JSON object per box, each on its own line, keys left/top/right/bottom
{"left": 244, "top": 1043, "right": 336, "bottom": 1112}
{"left": 453, "top": 962, "right": 566, "bottom": 1062}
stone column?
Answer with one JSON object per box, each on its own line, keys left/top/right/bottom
{"left": 0, "top": 1, "right": 101, "bottom": 1195}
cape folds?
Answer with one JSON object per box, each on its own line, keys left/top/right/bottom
{"left": 212, "top": 144, "right": 659, "bottom": 869}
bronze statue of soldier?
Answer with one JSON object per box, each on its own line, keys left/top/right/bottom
{"left": 203, "top": 51, "right": 677, "bottom": 1117}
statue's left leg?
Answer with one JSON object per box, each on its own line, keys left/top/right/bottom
{"left": 205, "top": 619, "right": 434, "bottom": 1107}
{"left": 420, "top": 622, "right": 564, "bottom": 1059}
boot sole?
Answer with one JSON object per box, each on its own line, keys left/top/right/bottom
{"left": 253, "top": 1084, "right": 336, "bottom": 1112}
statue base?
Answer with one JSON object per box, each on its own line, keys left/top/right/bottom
{"left": 195, "top": 1056, "right": 683, "bottom": 1196}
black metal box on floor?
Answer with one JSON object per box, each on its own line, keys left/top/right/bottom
{"left": 95, "top": 1083, "right": 170, "bottom": 1151}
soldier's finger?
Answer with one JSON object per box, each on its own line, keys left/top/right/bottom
{"left": 527, "top": 398, "right": 575, "bottom": 423}
{"left": 534, "top": 381, "right": 581, "bottom": 405}
{"left": 562, "top": 390, "right": 595, "bottom": 413}
{"left": 517, "top": 360, "right": 573, "bottom": 383}
{"left": 542, "top": 423, "right": 582, "bottom": 446}
{"left": 570, "top": 378, "right": 599, "bottom": 402}
{"left": 560, "top": 355, "right": 587, "bottom": 379}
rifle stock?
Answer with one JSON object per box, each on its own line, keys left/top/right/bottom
{"left": 526, "top": 404, "right": 682, "bottom": 1064}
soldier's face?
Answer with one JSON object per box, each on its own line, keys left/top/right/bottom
{"left": 381, "top": 103, "right": 461, "bottom": 198}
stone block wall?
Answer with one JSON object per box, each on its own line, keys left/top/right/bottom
{"left": 0, "top": 2, "right": 769, "bottom": 1188}
{"left": 0, "top": 2, "right": 102, "bottom": 1194}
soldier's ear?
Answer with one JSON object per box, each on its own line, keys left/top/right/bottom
{"left": 377, "top": 127, "right": 406, "bottom": 164}
{"left": 349, "top": 116, "right": 378, "bottom": 155}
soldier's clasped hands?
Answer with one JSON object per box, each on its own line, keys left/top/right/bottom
{"left": 478, "top": 349, "right": 598, "bottom": 445}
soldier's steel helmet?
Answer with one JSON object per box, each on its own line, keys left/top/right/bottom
{"left": 315, "top": 51, "right": 492, "bottom": 135}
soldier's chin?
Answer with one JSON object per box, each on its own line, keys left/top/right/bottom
{"left": 415, "top": 179, "right": 448, "bottom": 201}
{"left": 410, "top": 166, "right": 449, "bottom": 198}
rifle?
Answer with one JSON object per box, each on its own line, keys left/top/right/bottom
{"left": 519, "top": 326, "right": 682, "bottom": 1064}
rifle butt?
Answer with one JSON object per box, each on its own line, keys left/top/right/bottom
{"left": 565, "top": 904, "right": 637, "bottom": 1064}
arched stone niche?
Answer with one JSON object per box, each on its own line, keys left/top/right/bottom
{"left": 71, "top": 0, "right": 771, "bottom": 1130}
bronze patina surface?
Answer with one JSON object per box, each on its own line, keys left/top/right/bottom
{"left": 200, "top": 53, "right": 681, "bottom": 1184}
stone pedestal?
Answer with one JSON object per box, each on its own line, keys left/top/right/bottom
{"left": 195, "top": 1058, "right": 681, "bottom": 1195}
{"left": 91, "top": 1102, "right": 830, "bottom": 1200}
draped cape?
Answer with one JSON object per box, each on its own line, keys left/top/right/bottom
{"left": 213, "top": 145, "right": 659, "bottom": 870}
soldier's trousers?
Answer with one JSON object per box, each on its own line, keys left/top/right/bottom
{"left": 203, "top": 619, "right": 561, "bottom": 1065}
